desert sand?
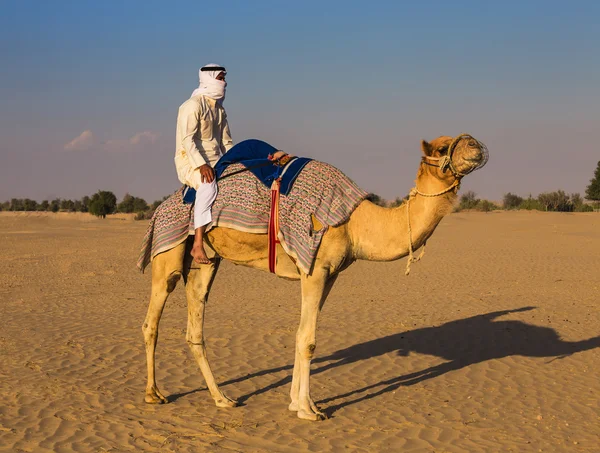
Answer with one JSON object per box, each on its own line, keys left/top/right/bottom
{"left": 0, "top": 210, "right": 598, "bottom": 452}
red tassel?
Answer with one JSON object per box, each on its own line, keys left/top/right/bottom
{"left": 268, "top": 178, "right": 281, "bottom": 273}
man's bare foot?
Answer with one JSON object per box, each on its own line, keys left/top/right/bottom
{"left": 191, "top": 244, "right": 210, "bottom": 264}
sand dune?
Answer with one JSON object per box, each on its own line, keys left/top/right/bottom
{"left": 1, "top": 211, "right": 598, "bottom": 452}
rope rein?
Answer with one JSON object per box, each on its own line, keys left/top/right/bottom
{"left": 403, "top": 137, "right": 470, "bottom": 276}
{"left": 404, "top": 179, "right": 460, "bottom": 276}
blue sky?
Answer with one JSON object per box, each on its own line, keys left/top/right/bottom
{"left": 1, "top": 1, "right": 599, "bottom": 202}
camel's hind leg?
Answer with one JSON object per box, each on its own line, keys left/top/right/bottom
{"left": 185, "top": 258, "right": 238, "bottom": 408}
{"left": 142, "top": 243, "right": 185, "bottom": 404}
{"left": 289, "top": 270, "right": 338, "bottom": 420}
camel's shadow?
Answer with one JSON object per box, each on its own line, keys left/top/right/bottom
{"left": 217, "top": 306, "right": 600, "bottom": 415}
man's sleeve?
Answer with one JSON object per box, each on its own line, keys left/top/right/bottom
{"left": 221, "top": 112, "right": 234, "bottom": 153}
{"left": 179, "top": 100, "right": 207, "bottom": 168}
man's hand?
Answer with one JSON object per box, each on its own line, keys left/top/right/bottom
{"left": 199, "top": 164, "right": 215, "bottom": 183}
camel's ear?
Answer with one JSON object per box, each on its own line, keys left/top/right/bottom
{"left": 421, "top": 140, "right": 434, "bottom": 157}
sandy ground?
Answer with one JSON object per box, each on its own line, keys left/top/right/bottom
{"left": 0, "top": 210, "right": 598, "bottom": 452}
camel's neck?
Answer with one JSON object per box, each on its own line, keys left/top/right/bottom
{"left": 348, "top": 172, "right": 457, "bottom": 262}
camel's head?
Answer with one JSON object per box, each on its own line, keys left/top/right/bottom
{"left": 421, "top": 134, "right": 488, "bottom": 179}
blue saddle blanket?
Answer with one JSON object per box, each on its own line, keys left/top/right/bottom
{"left": 183, "top": 139, "right": 313, "bottom": 204}
{"left": 183, "top": 139, "right": 312, "bottom": 203}
{"left": 216, "top": 139, "right": 312, "bottom": 195}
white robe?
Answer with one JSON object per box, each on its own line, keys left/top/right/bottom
{"left": 175, "top": 95, "right": 233, "bottom": 228}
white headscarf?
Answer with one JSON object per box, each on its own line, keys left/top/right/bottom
{"left": 190, "top": 63, "right": 227, "bottom": 104}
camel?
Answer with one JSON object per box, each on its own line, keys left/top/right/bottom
{"left": 142, "top": 134, "right": 488, "bottom": 421}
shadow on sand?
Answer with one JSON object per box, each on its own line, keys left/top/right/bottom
{"left": 213, "top": 307, "right": 600, "bottom": 414}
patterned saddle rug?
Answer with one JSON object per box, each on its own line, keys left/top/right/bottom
{"left": 137, "top": 160, "right": 367, "bottom": 275}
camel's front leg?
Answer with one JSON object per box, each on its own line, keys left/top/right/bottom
{"left": 143, "top": 248, "right": 185, "bottom": 404}
{"left": 289, "top": 270, "right": 337, "bottom": 421}
{"left": 185, "top": 259, "right": 237, "bottom": 408}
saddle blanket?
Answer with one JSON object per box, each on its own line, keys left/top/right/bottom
{"left": 137, "top": 186, "right": 193, "bottom": 273}
{"left": 215, "top": 138, "right": 312, "bottom": 196}
{"left": 137, "top": 160, "right": 367, "bottom": 274}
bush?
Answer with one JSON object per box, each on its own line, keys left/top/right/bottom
{"left": 575, "top": 204, "right": 593, "bottom": 212}
{"left": 388, "top": 196, "right": 406, "bottom": 208}
{"left": 503, "top": 193, "right": 523, "bottom": 210}
{"left": 459, "top": 191, "right": 479, "bottom": 210}
{"left": 366, "top": 193, "right": 386, "bottom": 207}
{"left": 478, "top": 200, "right": 500, "bottom": 212}
{"left": 454, "top": 192, "right": 498, "bottom": 212}
{"left": 569, "top": 193, "right": 593, "bottom": 212}
{"left": 538, "top": 190, "right": 572, "bottom": 212}
{"left": 135, "top": 210, "right": 154, "bottom": 221}
{"left": 519, "top": 196, "right": 543, "bottom": 211}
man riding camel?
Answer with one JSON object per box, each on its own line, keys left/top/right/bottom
{"left": 175, "top": 64, "right": 233, "bottom": 264}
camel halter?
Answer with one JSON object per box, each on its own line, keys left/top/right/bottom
{"left": 404, "top": 134, "right": 488, "bottom": 276}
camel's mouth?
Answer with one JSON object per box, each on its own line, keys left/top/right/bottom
{"left": 422, "top": 134, "right": 488, "bottom": 178}
{"left": 452, "top": 135, "right": 489, "bottom": 175}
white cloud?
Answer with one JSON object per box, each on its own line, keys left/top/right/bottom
{"left": 64, "top": 130, "right": 95, "bottom": 151}
{"left": 104, "top": 130, "right": 160, "bottom": 151}
{"left": 63, "top": 130, "right": 159, "bottom": 152}
{"left": 129, "top": 130, "right": 159, "bottom": 145}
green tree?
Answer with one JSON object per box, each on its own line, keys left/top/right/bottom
{"left": 132, "top": 197, "right": 148, "bottom": 212}
{"left": 80, "top": 196, "right": 90, "bottom": 212}
{"left": 570, "top": 193, "right": 584, "bottom": 210}
{"left": 50, "top": 199, "right": 60, "bottom": 213}
{"left": 89, "top": 191, "right": 117, "bottom": 218}
{"left": 23, "top": 199, "right": 38, "bottom": 211}
{"left": 585, "top": 160, "right": 600, "bottom": 202}
{"left": 10, "top": 198, "right": 24, "bottom": 211}
{"left": 117, "top": 193, "right": 135, "bottom": 213}
{"left": 118, "top": 193, "right": 149, "bottom": 213}
{"left": 503, "top": 193, "right": 523, "bottom": 210}
{"left": 538, "top": 190, "right": 571, "bottom": 212}
{"left": 60, "top": 199, "right": 76, "bottom": 212}
{"left": 39, "top": 200, "right": 50, "bottom": 211}
{"left": 569, "top": 193, "right": 593, "bottom": 212}
{"left": 554, "top": 190, "right": 571, "bottom": 212}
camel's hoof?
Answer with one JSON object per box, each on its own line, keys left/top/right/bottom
{"left": 145, "top": 390, "right": 168, "bottom": 404}
{"left": 215, "top": 395, "right": 238, "bottom": 408}
{"left": 297, "top": 408, "right": 326, "bottom": 421}
{"left": 288, "top": 401, "right": 299, "bottom": 412}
